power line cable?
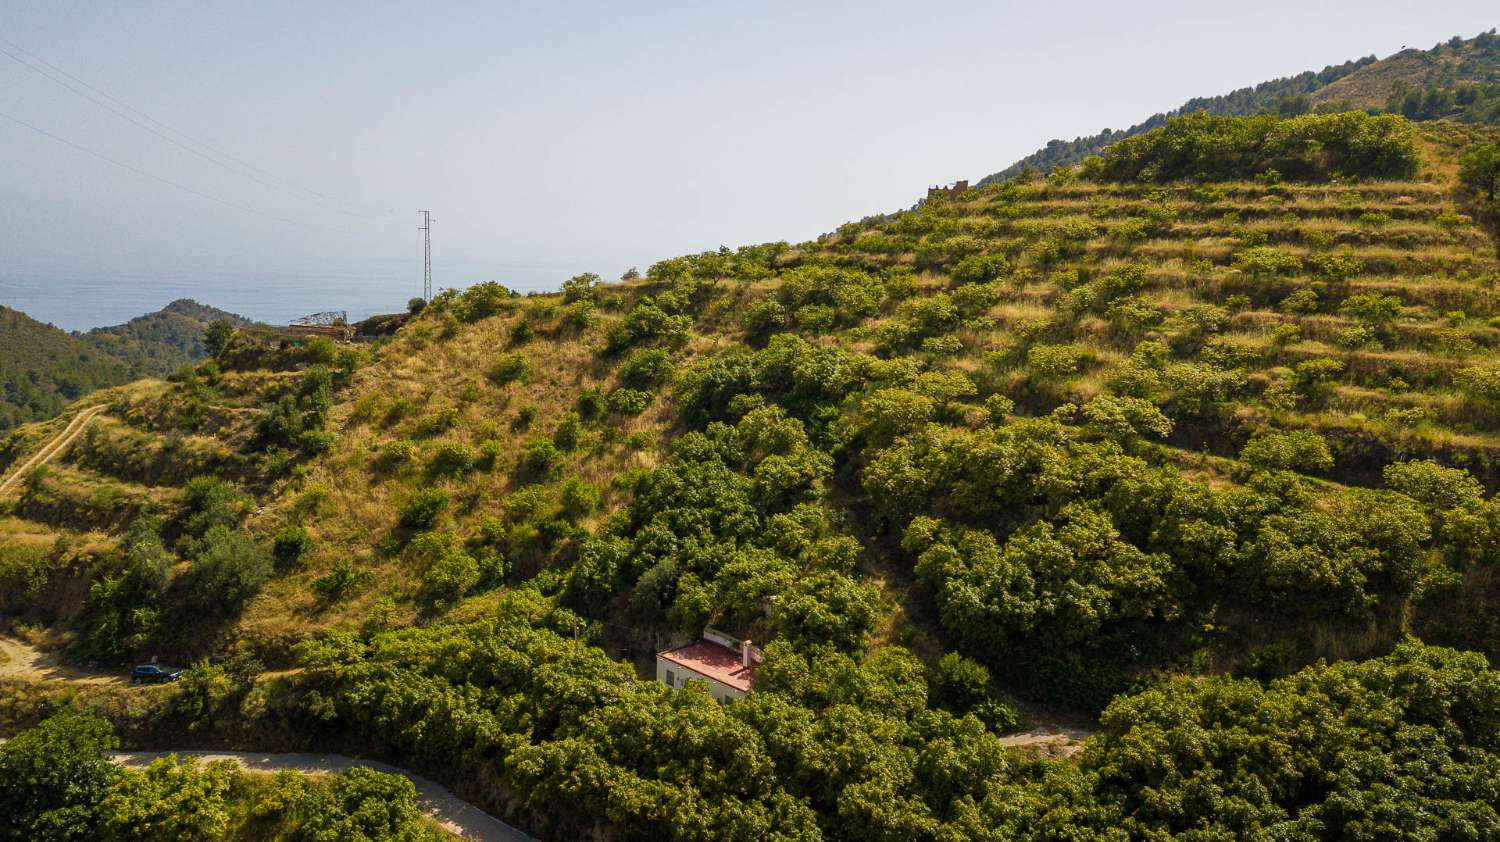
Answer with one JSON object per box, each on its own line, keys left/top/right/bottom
{"left": 0, "top": 35, "right": 399, "bottom": 223}
{"left": 0, "top": 107, "right": 365, "bottom": 234}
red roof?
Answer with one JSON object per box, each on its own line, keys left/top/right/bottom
{"left": 659, "top": 640, "right": 756, "bottom": 693}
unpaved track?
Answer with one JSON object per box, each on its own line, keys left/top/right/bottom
{"left": 0, "top": 405, "right": 105, "bottom": 496}
{"left": 0, "top": 636, "right": 118, "bottom": 684}
{"left": 997, "top": 724, "right": 1094, "bottom": 758}
{"left": 110, "top": 750, "right": 537, "bottom": 842}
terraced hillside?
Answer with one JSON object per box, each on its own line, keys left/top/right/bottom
{"left": 9, "top": 112, "right": 1500, "bottom": 841}
{"left": 0, "top": 334, "right": 359, "bottom": 660}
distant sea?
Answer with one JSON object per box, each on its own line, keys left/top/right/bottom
{"left": 0, "top": 256, "right": 631, "bottom": 332}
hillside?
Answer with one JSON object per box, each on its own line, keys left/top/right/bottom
{"left": 981, "top": 28, "right": 1500, "bottom": 184}
{"left": 84, "top": 299, "right": 256, "bottom": 377}
{"left": 6, "top": 112, "right": 1500, "bottom": 840}
{"left": 0, "top": 299, "right": 252, "bottom": 431}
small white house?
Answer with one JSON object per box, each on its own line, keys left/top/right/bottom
{"left": 656, "top": 629, "right": 763, "bottom": 702}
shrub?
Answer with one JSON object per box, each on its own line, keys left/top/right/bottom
{"left": 1269, "top": 322, "right": 1302, "bottom": 347}
{"left": 1233, "top": 246, "right": 1303, "bottom": 277}
{"left": 950, "top": 254, "right": 1009, "bottom": 285}
{"left": 0, "top": 712, "right": 120, "bottom": 841}
{"left": 1384, "top": 460, "right": 1484, "bottom": 510}
{"left": 575, "top": 388, "right": 606, "bottom": 421}
{"left": 272, "top": 526, "right": 312, "bottom": 571}
{"left": 382, "top": 438, "right": 418, "bottom": 465}
{"left": 931, "top": 652, "right": 991, "bottom": 712}
{"left": 297, "top": 768, "right": 441, "bottom": 842}
{"left": 1279, "top": 288, "right": 1319, "bottom": 314}
{"left": 618, "top": 348, "right": 675, "bottom": 389}
{"left": 1027, "top": 343, "right": 1086, "bottom": 381}
{"left": 1239, "top": 429, "right": 1334, "bottom": 472}
{"left": 743, "top": 298, "right": 788, "bottom": 335}
{"left": 607, "top": 388, "right": 652, "bottom": 416}
{"left": 179, "top": 476, "right": 251, "bottom": 543}
{"left": 793, "top": 304, "right": 836, "bottom": 331}
{"left": 560, "top": 476, "right": 602, "bottom": 519}
{"left": 1339, "top": 291, "right": 1402, "bottom": 324}
{"left": 859, "top": 389, "right": 936, "bottom": 444}
{"left": 397, "top": 488, "right": 449, "bottom": 530}
{"left": 407, "top": 297, "right": 427, "bottom": 314}
{"left": 553, "top": 413, "right": 584, "bottom": 451}
{"left": 519, "top": 439, "right": 563, "bottom": 482}
{"left": 311, "top": 561, "right": 374, "bottom": 602}
{"left": 203, "top": 320, "right": 233, "bottom": 357}
{"left": 1292, "top": 358, "right": 1344, "bottom": 404}
{"left": 1334, "top": 325, "right": 1377, "bottom": 349}
{"left": 187, "top": 526, "right": 272, "bottom": 613}
{"left": 297, "top": 428, "right": 334, "bottom": 457}
{"left": 490, "top": 352, "right": 531, "bottom": 384}
{"left": 562, "top": 300, "right": 596, "bottom": 329}
{"left": 510, "top": 319, "right": 536, "bottom": 344}
{"left": 412, "top": 407, "right": 459, "bottom": 437}
{"left": 98, "top": 754, "right": 237, "bottom": 841}
{"left": 410, "top": 531, "right": 480, "bottom": 605}
{"left": 1308, "top": 252, "right": 1362, "bottom": 280}
{"left": 430, "top": 441, "right": 478, "bottom": 475}
{"left": 562, "top": 272, "right": 600, "bottom": 304}
{"left": 456, "top": 281, "right": 514, "bottom": 322}
{"left": 1459, "top": 141, "right": 1500, "bottom": 202}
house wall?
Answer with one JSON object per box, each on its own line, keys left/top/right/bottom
{"left": 655, "top": 656, "right": 748, "bottom": 702}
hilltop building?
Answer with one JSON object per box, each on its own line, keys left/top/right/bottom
{"left": 656, "top": 628, "right": 763, "bottom": 702}
{"left": 926, "top": 180, "right": 969, "bottom": 201}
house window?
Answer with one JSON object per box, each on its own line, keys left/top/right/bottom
{"left": 665, "top": 669, "right": 675, "bottom": 686}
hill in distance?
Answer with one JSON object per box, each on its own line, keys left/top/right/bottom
{"left": 0, "top": 299, "right": 253, "bottom": 431}
{"left": 6, "top": 108, "right": 1500, "bottom": 841}
{"left": 981, "top": 28, "right": 1500, "bottom": 184}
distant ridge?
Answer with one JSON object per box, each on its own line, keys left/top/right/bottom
{"left": 0, "top": 299, "right": 253, "bottom": 431}
{"left": 979, "top": 29, "right": 1500, "bottom": 184}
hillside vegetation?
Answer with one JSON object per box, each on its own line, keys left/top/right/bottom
{"left": 6, "top": 112, "right": 1500, "bottom": 840}
{"left": 982, "top": 29, "right": 1500, "bottom": 183}
{"left": 0, "top": 300, "right": 252, "bottom": 432}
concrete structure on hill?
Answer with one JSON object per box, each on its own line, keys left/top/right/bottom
{"left": 927, "top": 180, "right": 969, "bottom": 201}
{"left": 656, "top": 628, "right": 763, "bottom": 702}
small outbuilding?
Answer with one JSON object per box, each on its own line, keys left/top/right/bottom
{"left": 656, "top": 629, "right": 763, "bottom": 702}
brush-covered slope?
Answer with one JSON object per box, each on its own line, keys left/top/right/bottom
{"left": 0, "top": 331, "right": 361, "bottom": 661}
{"left": 0, "top": 299, "right": 253, "bottom": 431}
{"left": 8, "top": 112, "right": 1500, "bottom": 841}
{"left": 982, "top": 29, "right": 1500, "bottom": 184}
{"left": 0, "top": 306, "right": 128, "bottom": 430}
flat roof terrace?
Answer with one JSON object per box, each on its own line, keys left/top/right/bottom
{"left": 658, "top": 640, "right": 756, "bottom": 693}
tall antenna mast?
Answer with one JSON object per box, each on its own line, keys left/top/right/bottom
{"left": 418, "top": 210, "right": 434, "bottom": 301}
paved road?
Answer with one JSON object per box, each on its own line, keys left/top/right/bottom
{"left": 112, "top": 750, "right": 537, "bottom": 842}
{"left": 0, "top": 405, "right": 105, "bottom": 497}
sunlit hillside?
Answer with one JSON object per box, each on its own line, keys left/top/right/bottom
{"left": 7, "top": 111, "right": 1500, "bottom": 841}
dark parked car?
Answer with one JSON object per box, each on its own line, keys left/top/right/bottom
{"left": 130, "top": 664, "right": 182, "bottom": 684}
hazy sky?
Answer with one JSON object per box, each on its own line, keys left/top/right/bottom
{"left": 2, "top": 1, "right": 1498, "bottom": 319}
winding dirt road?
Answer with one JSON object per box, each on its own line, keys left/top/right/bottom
{"left": 0, "top": 405, "right": 105, "bottom": 497}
